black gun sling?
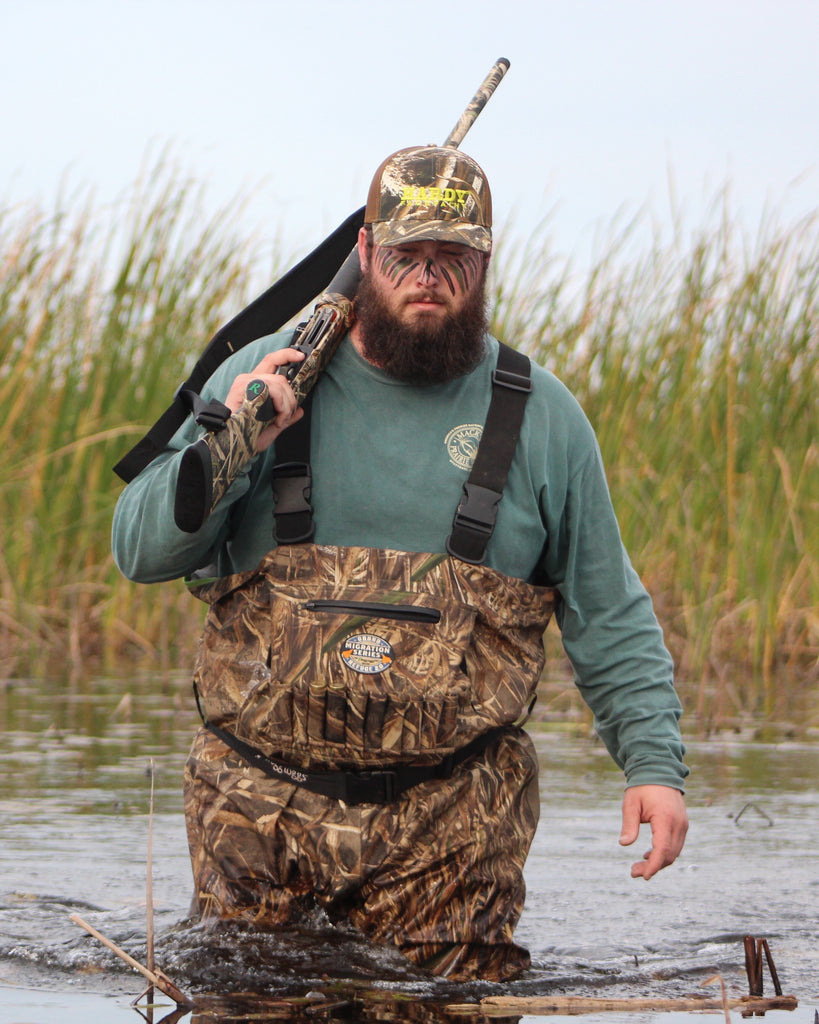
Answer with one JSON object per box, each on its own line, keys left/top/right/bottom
{"left": 113, "top": 207, "right": 365, "bottom": 483}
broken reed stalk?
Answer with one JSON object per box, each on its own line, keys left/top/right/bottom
{"left": 445, "top": 994, "right": 799, "bottom": 1016}
{"left": 147, "top": 758, "right": 155, "bottom": 978}
{"left": 69, "top": 913, "right": 193, "bottom": 1008}
{"left": 702, "top": 972, "right": 732, "bottom": 1024}
{"left": 68, "top": 762, "right": 194, "bottom": 1010}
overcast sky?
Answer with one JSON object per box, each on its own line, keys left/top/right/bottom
{"left": 4, "top": 0, "right": 818, "bottom": 272}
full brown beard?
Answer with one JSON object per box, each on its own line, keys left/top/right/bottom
{"left": 353, "top": 269, "right": 489, "bottom": 385}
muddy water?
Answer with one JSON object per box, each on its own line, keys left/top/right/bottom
{"left": 1, "top": 673, "right": 817, "bottom": 1024}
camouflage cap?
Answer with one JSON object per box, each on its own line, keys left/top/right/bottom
{"left": 364, "top": 146, "right": 492, "bottom": 253}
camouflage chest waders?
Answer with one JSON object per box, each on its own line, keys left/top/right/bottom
{"left": 181, "top": 343, "right": 557, "bottom": 980}
{"left": 184, "top": 544, "right": 556, "bottom": 980}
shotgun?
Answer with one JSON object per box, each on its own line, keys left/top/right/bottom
{"left": 173, "top": 58, "right": 510, "bottom": 534}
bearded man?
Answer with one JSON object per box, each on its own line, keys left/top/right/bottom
{"left": 112, "top": 146, "right": 688, "bottom": 982}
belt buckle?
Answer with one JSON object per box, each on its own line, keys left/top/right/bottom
{"left": 346, "top": 768, "right": 397, "bottom": 805}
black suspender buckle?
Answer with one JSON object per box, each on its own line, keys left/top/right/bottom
{"left": 446, "top": 482, "right": 503, "bottom": 565}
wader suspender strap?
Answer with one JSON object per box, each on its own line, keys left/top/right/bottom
{"left": 113, "top": 207, "right": 365, "bottom": 483}
{"left": 446, "top": 342, "right": 532, "bottom": 564}
{"left": 269, "top": 342, "right": 532, "bottom": 560}
{"left": 193, "top": 680, "right": 507, "bottom": 806}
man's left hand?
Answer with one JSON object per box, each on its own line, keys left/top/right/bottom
{"left": 619, "top": 784, "right": 688, "bottom": 880}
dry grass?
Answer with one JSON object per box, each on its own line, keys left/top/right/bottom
{"left": 1, "top": 168, "right": 816, "bottom": 731}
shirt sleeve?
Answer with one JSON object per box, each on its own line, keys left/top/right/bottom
{"left": 111, "top": 335, "right": 288, "bottom": 583}
{"left": 542, "top": 431, "right": 688, "bottom": 791}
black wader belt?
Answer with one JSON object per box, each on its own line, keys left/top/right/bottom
{"left": 193, "top": 682, "right": 506, "bottom": 805}
{"left": 270, "top": 342, "right": 532, "bottom": 562}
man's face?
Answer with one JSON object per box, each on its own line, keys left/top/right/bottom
{"left": 353, "top": 235, "right": 490, "bottom": 385}
{"left": 367, "top": 239, "right": 486, "bottom": 324}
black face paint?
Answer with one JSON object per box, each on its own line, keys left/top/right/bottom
{"left": 374, "top": 246, "right": 484, "bottom": 298}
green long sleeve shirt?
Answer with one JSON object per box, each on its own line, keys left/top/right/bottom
{"left": 112, "top": 332, "right": 687, "bottom": 790}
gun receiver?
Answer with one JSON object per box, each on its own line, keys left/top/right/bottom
{"left": 274, "top": 242, "right": 361, "bottom": 403}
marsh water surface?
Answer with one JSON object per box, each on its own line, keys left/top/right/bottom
{"left": 1, "top": 674, "right": 817, "bottom": 1023}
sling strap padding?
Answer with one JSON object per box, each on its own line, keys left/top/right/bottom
{"left": 113, "top": 206, "right": 365, "bottom": 483}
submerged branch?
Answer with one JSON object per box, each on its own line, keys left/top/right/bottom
{"left": 446, "top": 994, "right": 799, "bottom": 1016}
{"left": 69, "top": 913, "right": 193, "bottom": 1008}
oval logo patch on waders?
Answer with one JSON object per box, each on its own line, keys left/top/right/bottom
{"left": 340, "top": 633, "right": 395, "bottom": 674}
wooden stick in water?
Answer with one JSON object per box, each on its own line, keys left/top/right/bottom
{"left": 146, "top": 759, "right": 155, "bottom": 978}
{"left": 69, "top": 913, "right": 193, "bottom": 1007}
{"left": 445, "top": 994, "right": 799, "bottom": 1016}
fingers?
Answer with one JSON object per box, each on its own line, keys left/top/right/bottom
{"left": 223, "top": 348, "right": 305, "bottom": 416}
{"left": 218, "top": 348, "right": 306, "bottom": 454}
{"left": 255, "top": 404, "right": 304, "bottom": 453}
{"left": 618, "top": 807, "right": 640, "bottom": 848}
{"left": 631, "top": 814, "right": 687, "bottom": 879}
{"left": 252, "top": 347, "right": 306, "bottom": 373}
{"left": 630, "top": 838, "right": 677, "bottom": 880}
{"left": 619, "top": 784, "right": 689, "bottom": 881}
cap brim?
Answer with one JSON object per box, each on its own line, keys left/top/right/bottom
{"left": 371, "top": 220, "right": 492, "bottom": 253}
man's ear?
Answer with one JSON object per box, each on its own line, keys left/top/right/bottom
{"left": 357, "top": 227, "right": 372, "bottom": 273}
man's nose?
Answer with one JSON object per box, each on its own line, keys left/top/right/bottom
{"left": 418, "top": 258, "right": 439, "bottom": 284}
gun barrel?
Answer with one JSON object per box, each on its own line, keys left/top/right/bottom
{"left": 443, "top": 57, "right": 510, "bottom": 149}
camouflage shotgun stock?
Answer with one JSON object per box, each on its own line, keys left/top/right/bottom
{"left": 173, "top": 59, "right": 510, "bottom": 533}
{"left": 173, "top": 379, "right": 276, "bottom": 533}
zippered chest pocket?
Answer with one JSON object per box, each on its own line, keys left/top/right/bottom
{"left": 235, "top": 586, "right": 477, "bottom": 760}
{"left": 303, "top": 599, "right": 442, "bottom": 624}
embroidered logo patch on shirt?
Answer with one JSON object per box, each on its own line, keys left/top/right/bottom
{"left": 340, "top": 633, "right": 394, "bottom": 674}
{"left": 445, "top": 423, "right": 483, "bottom": 470}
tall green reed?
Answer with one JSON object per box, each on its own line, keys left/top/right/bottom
{"left": 490, "top": 199, "right": 818, "bottom": 724}
{"left": 1, "top": 169, "right": 816, "bottom": 729}
{"left": 0, "top": 160, "right": 271, "bottom": 677}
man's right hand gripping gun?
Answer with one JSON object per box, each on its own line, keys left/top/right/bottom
{"left": 173, "top": 274, "right": 356, "bottom": 534}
